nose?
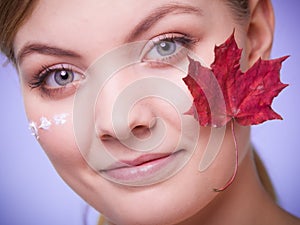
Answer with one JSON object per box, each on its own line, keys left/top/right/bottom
{"left": 96, "top": 100, "right": 156, "bottom": 142}
{"left": 94, "top": 73, "right": 158, "bottom": 148}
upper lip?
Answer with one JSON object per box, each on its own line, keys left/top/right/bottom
{"left": 101, "top": 153, "right": 172, "bottom": 171}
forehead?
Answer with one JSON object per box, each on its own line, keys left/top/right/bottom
{"left": 14, "top": 0, "right": 231, "bottom": 65}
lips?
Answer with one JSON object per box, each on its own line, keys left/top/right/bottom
{"left": 120, "top": 153, "right": 171, "bottom": 167}
{"left": 99, "top": 150, "right": 185, "bottom": 186}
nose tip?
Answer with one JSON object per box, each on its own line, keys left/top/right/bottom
{"left": 96, "top": 104, "right": 157, "bottom": 144}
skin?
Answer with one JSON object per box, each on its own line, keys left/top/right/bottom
{"left": 13, "top": 0, "right": 300, "bottom": 224}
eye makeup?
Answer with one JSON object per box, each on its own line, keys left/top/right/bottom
{"left": 28, "top": 64, "right": 85, "bottom": 99}
{"left": 141, "top": 33, "right": 198, "bottom": 65}
{"left": 28, "top": 113, "right": 69, "bottom": 139}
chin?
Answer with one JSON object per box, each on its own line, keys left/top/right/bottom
{"left": 95, "top": 173, "right": 214, "bottom": 225}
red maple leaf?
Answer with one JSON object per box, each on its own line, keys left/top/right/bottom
{"left": 183, "top": 33, "right": 288, "bottom": 192}
{"left": 183, "top": 33, "right": 288, "bottom": 127}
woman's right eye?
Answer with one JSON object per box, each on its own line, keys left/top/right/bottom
{"left": 45, "top": 68, "right": 80, "bottom": 87}
{"left": 29, "top": 64, "right": 86, "bottom": 98}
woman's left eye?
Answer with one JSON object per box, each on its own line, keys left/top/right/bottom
{"left": 142, "top": 34, "right": 196, "bottom": 63}
{"left": 149, "top": 40, "right": 178, "bottom": 58}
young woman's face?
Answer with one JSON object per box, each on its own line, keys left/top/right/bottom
{"left": 14, "top": 0, "right": 252, "bottom": 224}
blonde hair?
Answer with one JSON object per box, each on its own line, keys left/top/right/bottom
{"left": 0, "top": 0, "right": 39, "bottom": 64}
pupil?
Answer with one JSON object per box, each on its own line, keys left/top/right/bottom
{"left": 54, "top": 70, "right": 74, "bottom": 86}
{"left": 60, "top": 71, "right": 69, "bottom": 80}
{"left": 157, "top": 40, "right": 176, "bottom": 56}
{"left": 160, "top": 42, "right": 170, "bottom": 51}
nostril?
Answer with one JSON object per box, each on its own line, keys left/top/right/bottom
{"left": 96, "top": 113, "right": 157, "bottom": 142}
{"left": 100, "top": 133, "right": 114, "bottom": 141}
{"left": 131, "top": 125, "right": 151, "bottom": 139}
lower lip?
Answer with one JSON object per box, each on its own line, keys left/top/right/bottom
{"left": 100, "top": 150, "right": 185, "bottom": 186}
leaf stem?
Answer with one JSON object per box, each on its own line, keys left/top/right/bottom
{"left": 213, "top": 119, "right": 238, "bottom": 192}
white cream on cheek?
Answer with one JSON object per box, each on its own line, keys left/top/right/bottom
{"left": 28, "top": 113, "right": 69, "bottom": 139}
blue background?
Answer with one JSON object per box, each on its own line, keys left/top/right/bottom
{"left": 0, "top": 1, "right": 299, "bottom": 224}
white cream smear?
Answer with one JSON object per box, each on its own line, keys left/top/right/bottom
{"left": 28, "top": 113, "right": 69, "bottom": 139}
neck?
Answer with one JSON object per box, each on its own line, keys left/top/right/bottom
{"left": 177, "top": 148, "right": 294, "bottom": 225}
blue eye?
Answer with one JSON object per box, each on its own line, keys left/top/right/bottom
{"left": 47, "top": 69, "right": 76, "bottom": 87}
{"left": 142, "top": 34, "right": 196, "bottom": 63}
{"left": 145, "top": 39, "right": 183, "bottom": 61}
{"left": 29, "top": 64, "right": 85, "bottom": 98}
{"left": 31, "top": 66, "right": 84, "bottom": 88}
{"left": 155, "top": 40, "right": 177, "bottom": 56}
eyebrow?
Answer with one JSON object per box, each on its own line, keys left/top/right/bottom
{"left": 126, "top": 2, "right": 203, "bottom": 42}
{"left": 16, "top": 2, "right": 202, "bottom": 64}
{"left": 16, "top": 43, "right": 81, "bottom": 65}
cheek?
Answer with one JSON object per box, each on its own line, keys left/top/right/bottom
{"left": 23, "top": 92, "right": 87, "bottom": 173}
{"left": 38, "top": 122, "right": 80, "bottom": 166}
{"left": 31, "top": 115, "right": 89, "bottom": 178}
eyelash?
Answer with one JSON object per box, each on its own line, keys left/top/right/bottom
{"left": 29, "top": 64, "right": 84, "bottom": 98}
{"left": 28, "top": 34, "right": 198, "bottom": 99}
{"left": 142, "top": 33, "right": 198, "bottom": 65}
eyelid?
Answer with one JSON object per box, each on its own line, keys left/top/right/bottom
{"left": 140, "top": 33, "right": 198, "bottom": 66}
{"left": 29, "top": 64, "right": 85, "bottom": 88}
{"left": 28, "top": 63, "right": 86, "bottom": 99}
{"left": 141, "top": 33, "right": 186, "bottom": 58}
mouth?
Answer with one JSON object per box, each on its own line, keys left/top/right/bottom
{"left": 99, "top": 150, "right": 186, "bottom": 186}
